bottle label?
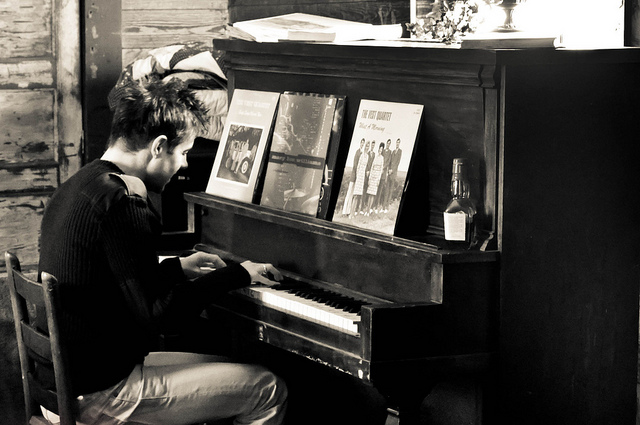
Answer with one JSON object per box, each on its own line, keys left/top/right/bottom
{"left": 444, "top": 211, "right": 467, "bottom": 241}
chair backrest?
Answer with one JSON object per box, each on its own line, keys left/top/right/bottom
{"left": 5, "top": 251, "right": 76, "bottom": 425}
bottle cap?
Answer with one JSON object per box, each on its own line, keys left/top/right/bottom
{"left": 452, "top": 158, "right": 468, "bottom": 174}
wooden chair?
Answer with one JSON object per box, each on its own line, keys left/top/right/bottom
{"left": 5, "top": 251, "right": 76, "bottom": 425}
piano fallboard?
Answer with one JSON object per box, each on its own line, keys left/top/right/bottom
{"left": 185, "top": 192, "right": 498, "bottom": 304}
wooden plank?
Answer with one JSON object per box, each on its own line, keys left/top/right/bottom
{"left": 83, "top": 0, "right": 122, "bottom": 162}
{"left": 123, "top": 33, "right": 227, "bottom": 50}
{"left": 230, "top": 0, "right": 390, "bottom": 5}
{"left": 55, "top": 0, "right": 83, "bottom": 181}
{"left": 0, "top": 60, "right": 53, "bottom": 88}
{"left": 122, "top": 9, "right": 229, "bottom": 32}
{"left": 625, "top": 0, "right": 640, "bottom": 46}
{"left": 0, "top": 195, "right": 49, "bottom": 271}
{"left": 122, "top": 9, "right": 228, "bottom": 49}
{"left": 231, "top": 0, "right": 320, "bottom": 5}
{"left": 123, "top": 0, "right": 226, "bottom": 10}
{"left": 228, "top": 1, "right": 409, "bottom": 24}
{"left": 0, "top": 166, "right": 57, "bottom": 193}
{"left": 316, "top": 2, "right": 408, "bottom": 23}
{"left": 230, "top": 4, "right": 318, "bottom": 22}
{"left": 122, "top": 48, "right": 148, "bottom": 67}
{"left": 0, "top": 0, "right": 53, "bottom": 58}
{"left": 0, "top": 90, "right": 55, "bottom": 165}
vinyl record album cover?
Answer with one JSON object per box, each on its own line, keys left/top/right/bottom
{"left": 205, "top": 89, "right": 280, "bottom": 203}
{"left": 332, "top": 99, "right": 424, "bottom": 235}
{"left": 260, "top": 92, "right": 338, "bottom": 216}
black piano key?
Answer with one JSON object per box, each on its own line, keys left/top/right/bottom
{"left": 269, "top": 280, "right": 372, "bottom": 314}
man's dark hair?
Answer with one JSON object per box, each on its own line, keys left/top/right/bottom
{"left": 108, "top": 79, "right": 209, "bottom": 152}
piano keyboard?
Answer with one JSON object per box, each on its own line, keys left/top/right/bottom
{"left": 238, "top": 281, "right": 370, "bottom": 335}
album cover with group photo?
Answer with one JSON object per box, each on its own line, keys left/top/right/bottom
{"left": 332, "top": 99, "right": 424, "bottom": 235}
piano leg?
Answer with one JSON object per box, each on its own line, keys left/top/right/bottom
{"left": 380, "top": 363, "right": 496, "bottom": 425}
{"left": 374, "top": 362, "right": 442, "bottom": 425}
{"left": 377, "top": 382, "right": 433, "bottom": 425}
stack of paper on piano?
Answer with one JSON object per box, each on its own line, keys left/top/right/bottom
{"left": 231, "top": 13, "right": 403, "bottom": 43}
{"left": 460, "top": 31, "right": 560, "bottom": 49}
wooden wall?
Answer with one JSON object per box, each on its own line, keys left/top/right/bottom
{"left": 84, "top": 0, "right": 231, "bottom": 160}
{"left": 118, "top": 0, "right": 412, "bottom": 79}
{"left": 0, "top": 1, "right": 81, "bottom": 423}
{"left": 85, "top": 0, "right": 410, "bottom": 161}
{"left": 85, "top": 0, "right": 411, "bottom": 160}
{"left": 122, "top": 0, "right": 230, "bottom": 65}
{"left": 0, "top": 0, "right": 81, "bottom": 270}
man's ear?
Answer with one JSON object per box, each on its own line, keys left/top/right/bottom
{"left": 150, "top": 135, "right": 168, "bottom": 158}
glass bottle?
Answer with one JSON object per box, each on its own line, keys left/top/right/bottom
{"left": 443, "top": 158, "right": 477, "bottom": 248}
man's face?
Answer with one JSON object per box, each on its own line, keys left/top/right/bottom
{"left": 146, "top": 137, "right": 194, "bottom": 193}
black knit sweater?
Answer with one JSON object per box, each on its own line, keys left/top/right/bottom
{"left": 39, "top": 160, "right": 250, "bottom": 396}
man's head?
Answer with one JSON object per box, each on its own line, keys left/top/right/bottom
{"left": 108, "top": 79, "right": 208, "bottom": 152}
{"left": 105, "top": 79, "right": 208, "bottom": 192}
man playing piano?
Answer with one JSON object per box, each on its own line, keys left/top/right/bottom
{"left": 38, "top": 79, "right": 288, "bottom": 425}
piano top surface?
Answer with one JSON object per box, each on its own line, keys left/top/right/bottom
{"left": 185, "top": 192, "right": 499, "bottom": 265}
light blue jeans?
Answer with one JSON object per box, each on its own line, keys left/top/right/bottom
{"left": 47, "top": 351, "right": 288, "bottom": 425}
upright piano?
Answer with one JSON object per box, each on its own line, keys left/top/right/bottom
{"left": 183, "top": 40, "right": 640, "bottom": 425}
{"left": 183, "top": 39, "right": 501, "bottom": 425}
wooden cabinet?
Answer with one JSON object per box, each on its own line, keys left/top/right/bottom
{"left": 209, "top": 39, "right": 640, "bottom": 425}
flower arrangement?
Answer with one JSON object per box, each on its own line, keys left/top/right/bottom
{"left": 406, "top": 0, "right": 484, "bottom": 44}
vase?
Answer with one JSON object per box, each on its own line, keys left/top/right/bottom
{"left": 495, "top": 0, "right": 526, "bottom": 32}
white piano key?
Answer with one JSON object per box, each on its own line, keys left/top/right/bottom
{"left": 246, "top": 286, "right": 361, "bottom": 335}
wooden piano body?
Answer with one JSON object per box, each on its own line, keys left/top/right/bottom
{"left": 184, "top": 39, "right": 502, "bottom": 424}
{"left": 184, "top": 40, "right": 640, "bottom": 425}
{"left": 187, "top": 193, "right": 498, "bottom": 424}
